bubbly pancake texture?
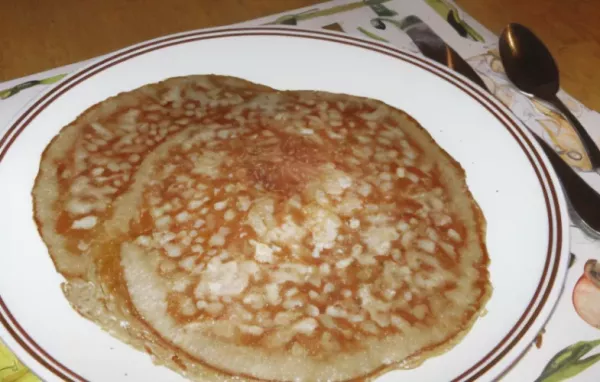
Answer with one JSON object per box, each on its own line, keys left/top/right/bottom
{"left": 33, "top": 75, "right": 491, "bottom": 381}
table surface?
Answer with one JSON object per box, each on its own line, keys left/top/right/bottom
{"left": 1, "top": 0, "right": 599, "bottom": 110}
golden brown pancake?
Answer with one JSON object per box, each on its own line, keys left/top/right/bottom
{"left": 32, "top": 75, "right": 491, "bottom": 381}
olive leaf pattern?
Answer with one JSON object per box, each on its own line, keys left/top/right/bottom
{"left": 423, "top": 0, "right": 484, "bottom": 42}
{"left": 0, "top": 73, "right": 67, "bottom": 101}
{"left": 569, "top": 253, "right": 577, "bottom": 269}
{"left": 535, "top": 339, "right": 600, "bottom": 382}
{"left": 0, "top": 341, "right": 39, "bottom": 382}
{"left": 357, "top": 26, "right": 389, "bottom": 42}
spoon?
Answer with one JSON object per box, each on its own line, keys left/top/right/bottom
{"left": 535, "top": 135, "right": 600, "bottom": 239}
{"left": 499, "top": 23, "right": 600, "bottom": 173}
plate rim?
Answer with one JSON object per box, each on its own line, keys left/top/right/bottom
{"left": 0, "top": 25, "right": 569, "bottom": 382}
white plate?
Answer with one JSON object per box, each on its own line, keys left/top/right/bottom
{"left": 0, "top": 26, "right": 569, "bottom": 382}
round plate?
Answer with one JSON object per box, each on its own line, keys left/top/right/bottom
{"left": 0, "top": 26, "right": 569, "bottom": 382}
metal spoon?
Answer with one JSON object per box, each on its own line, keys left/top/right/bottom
{"left": 534, "top": 135, "right": 600, "bottom": 239}
{"left": 499, "top": 23, "right": 600, "bottom": 173}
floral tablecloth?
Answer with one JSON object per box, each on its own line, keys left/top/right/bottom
{"left": 1, "top": 1, "right": 599, "bottom": 381}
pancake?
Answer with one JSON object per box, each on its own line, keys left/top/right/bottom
{"left": 32, "top": 75, "right": 491, "bottom": 381}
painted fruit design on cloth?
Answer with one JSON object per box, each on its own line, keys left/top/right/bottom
{"left": 573, "top": 259, "right": 600, "bottom": 328}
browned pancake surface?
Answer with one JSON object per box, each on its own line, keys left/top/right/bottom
{"left": 32, "top": 75, "right": 491, "bottom": 381}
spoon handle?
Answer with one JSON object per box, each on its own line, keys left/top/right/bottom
{"left": 550, "top": 95, "right": 600, "bottom": 172}
{"left": 535, "top": 135, "right": 600, "bottom": 238}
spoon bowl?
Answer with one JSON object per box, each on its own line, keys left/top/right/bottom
{"left": 499, "top": 23, "right": 600, "bottom": 172}
{"left": 499, "top": 23, "right": 559, "bottom": 100}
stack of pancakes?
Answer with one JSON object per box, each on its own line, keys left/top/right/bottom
{"left": 33, "top": 75, "right": 491, "bottom": 381}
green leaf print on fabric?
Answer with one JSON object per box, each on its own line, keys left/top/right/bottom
{"left": 365, "top": 0, "right": 398, "bottom": 17}
{"left": 423, "top": 0, "right": 484, "bottom": 42}
{"left": 569, "top": 253, "right": 576, "bottom": 269}
{"left": 0, "top": 73, "right": 67, "bottom": 100}
{"left": 357, "top": 26, "right": 389, "bottom": 42}
{"left": 535, "top": 339, "right": 600, "bottom": 382}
